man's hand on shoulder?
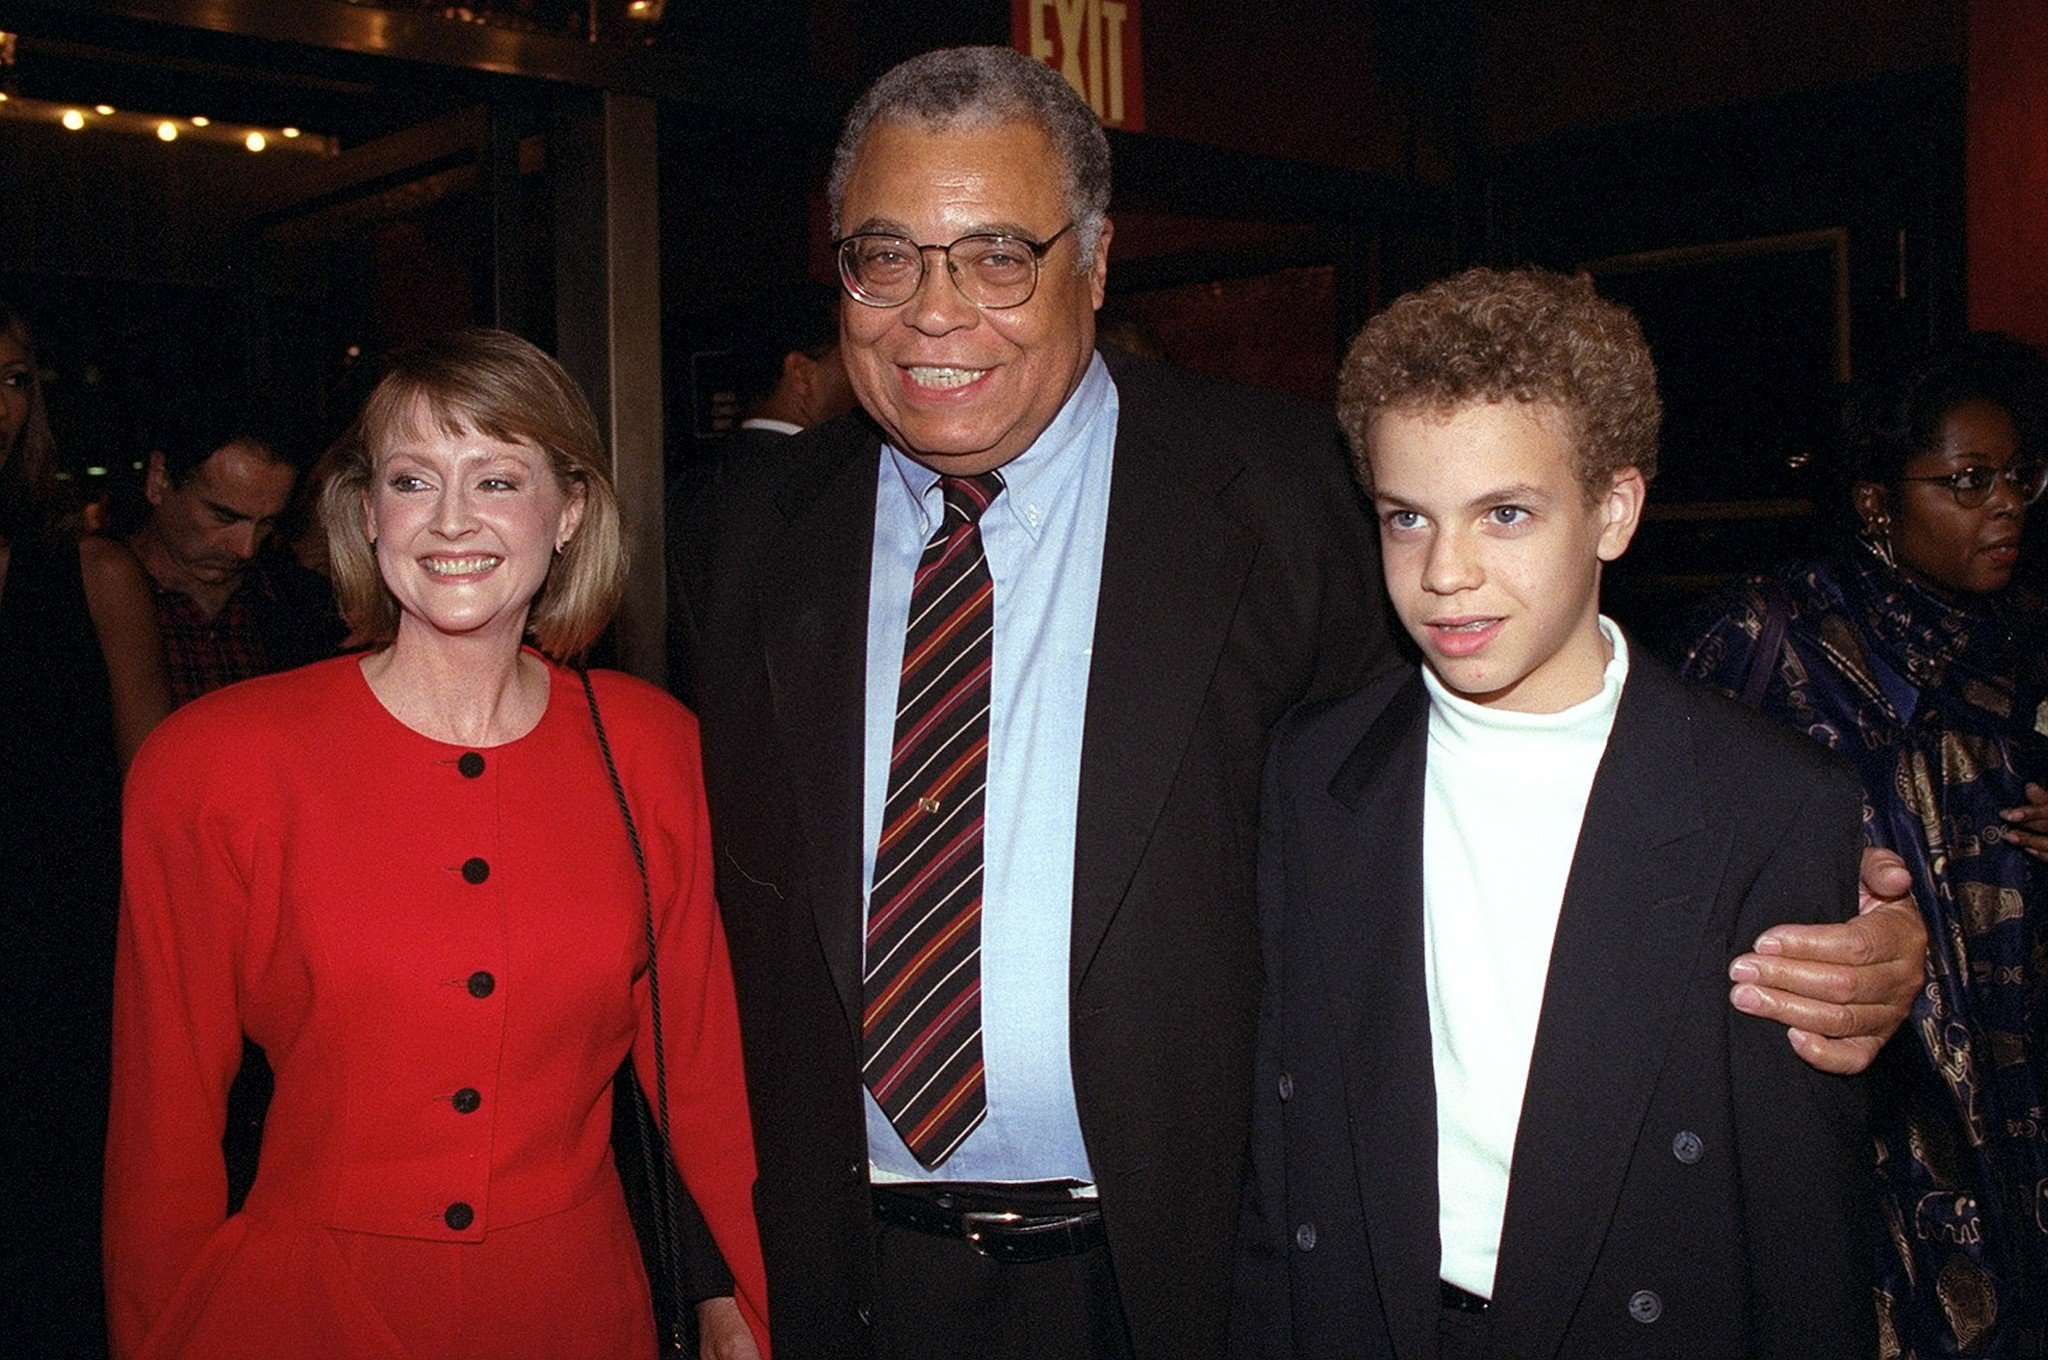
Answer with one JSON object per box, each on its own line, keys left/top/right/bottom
{"left": 1728, "top": 847, "right": 1925, "bottom": 1075}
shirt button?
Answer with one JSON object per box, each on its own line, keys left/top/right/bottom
{"left": 445, "top": 1202, "right": 475, "bottom": 1231}
{"left": 461, "top": 857, "right": 490, "bottom": 884}
{"left": 467, "top": 971, "right": 495, "bottom": 998}
{"left": 1278, "top": 1073, "right": 1294, "bottom": 1101}
{"left": 452, "top": 1087, "right": 481, "bottom": 1114}
{"left": 1671, "top": 1130, "right": 1704, "bottom": 1165}
{"left": 457, "top": 751, "right": 486, "bottom": 778}
{"left": 1294, "top": 1223, "right": 1317, "bottom": 1251}
{"left": 1628, "top": 1289, "right": 1662, "bottom": 1324}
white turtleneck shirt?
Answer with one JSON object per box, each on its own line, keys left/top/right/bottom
{"left": 1423, "top": 617, "right": 1628, "bottom": 1300}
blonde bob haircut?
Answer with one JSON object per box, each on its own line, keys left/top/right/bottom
{"left": 320, "top": 328, "right": 626, "bottom": 660}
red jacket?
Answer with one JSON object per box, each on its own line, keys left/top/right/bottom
{"left": 106, "top": 656, "right": 768, "bottom": 1358}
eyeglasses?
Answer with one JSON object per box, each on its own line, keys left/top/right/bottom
{"left": 835, "top": 222, "right": 1075, "bottom": 310}
{"left": 1898, "top": 460, "right": 2048, "bottom": 508}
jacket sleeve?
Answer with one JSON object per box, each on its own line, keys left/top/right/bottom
{"left": 1728, "top": 758, "right": 1879, "bottom": 1358}
{"left": 1229, "top": 728, "right": 1298, "bottom": 1358}
{"left": 103, "top": 725, "right": 253, "bottom": 1359}
{"left": 626, "top": 698, "right": 772, "bottom": 1358}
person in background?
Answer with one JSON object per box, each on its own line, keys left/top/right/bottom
{"left": 0, "top": 297, "right": 168, "bottom": 1360}
{"left": 667, "top": 283, "right": 857, "bottom": 700}
{"left": 725, "top": 283, "right": 857, "bottom": 456}
{"left": 1681, "top": 333, "right": 2048, "bottom": 1357}
{"left": 127, "top": 404, "right": 340, "bottom": 707}
{"left": 673, "top": 45, "right": 1925, "bottom": 1360}
{"left": 105, "top": 329, "right": 767, "bottom": 1360}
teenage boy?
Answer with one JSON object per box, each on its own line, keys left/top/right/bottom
{"left": 1231, "top": 268, "right": 1875, "bottom": 1359}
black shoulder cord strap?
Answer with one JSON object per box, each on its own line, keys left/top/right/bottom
{"left": 579, "top": 666, "right": 689, "bottom": 1356}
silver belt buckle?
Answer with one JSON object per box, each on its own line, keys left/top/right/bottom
{"left": 960, "top": 1209, "right": 1027, "bottom": 1254}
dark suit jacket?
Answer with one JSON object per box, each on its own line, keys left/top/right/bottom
{"left": 1232, "top": 652, "right": 1877, "bottom": 1359}
{"left": 675, "top": 347, "right": 1393, "bottom": 1359}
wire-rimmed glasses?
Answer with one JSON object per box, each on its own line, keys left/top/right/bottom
{"left": 1898, "top": 460, "right": 2048, "bottom": 508}
{"left": 835, "top": 222, "right": 1076, "bottom": 310}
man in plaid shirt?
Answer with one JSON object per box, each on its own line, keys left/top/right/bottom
{"left": 127, "top": 407, "right": 339, "bottom": 706}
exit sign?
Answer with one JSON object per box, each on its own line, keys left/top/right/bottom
{"left": 1013, "top": 0, "right": 1144, "bottom": 131}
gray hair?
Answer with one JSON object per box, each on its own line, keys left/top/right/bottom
{"left": 828, "top": 46, "right": 1111, "bottom": 269}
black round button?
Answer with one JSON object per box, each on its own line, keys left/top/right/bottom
{"left": 461, "top": 857, "right": 490, "bottom": 884}
{"left": 457, "top": 752, "right": 485, "bottom": 778}
{"left": 444, "top": 1201, "right": 474, "bottom": 1231}
{"left": 452, "top": 1087, "right": 481, "bottom": 1114}
{"left": 466, "top": 971, "right": 495, "bottom": 998}
{"left": 1278, "top": 1073, "right": 1294, "bottom": 1101}
{"left": 1628, "top": 1289, "right": 1662, "bottom": 1324}
{"left": 1294, "top": 1222, "right": 1317, "bottom": 1251}
{"left": 1671, "top": 1130, "right": 1704, "bottom": 1165}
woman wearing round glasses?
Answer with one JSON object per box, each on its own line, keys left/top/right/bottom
{"left": 1681, "top": 333, "right": 2048, "bottom": 1357}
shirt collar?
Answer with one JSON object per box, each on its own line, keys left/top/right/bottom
{"left": 881, "top": 350, "right": 1112, "bottom": 542}
{"left": 739, "top": 417, "right": 804, "bottom": 436}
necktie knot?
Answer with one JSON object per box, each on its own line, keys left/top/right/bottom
{"left": 940, "top": 472, "right": 1005, "bottom": 527}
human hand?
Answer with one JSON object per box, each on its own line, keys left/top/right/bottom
{"left": 1999, "top": 782, "right": 2048, "bottom": 861}
{"left": 1728, "top": 847, "right": 1924, "bottom": 1075}
{"left": 697, "top": 1296, "right": 762, "bottom": 1360}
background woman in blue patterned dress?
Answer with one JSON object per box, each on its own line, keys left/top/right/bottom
{"left": 1681, "top": 333, "right": 2048, "bottom": 1358}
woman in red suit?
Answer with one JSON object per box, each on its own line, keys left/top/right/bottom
{"left": 105, "top": 330, "right": 768, "bottom": 1360}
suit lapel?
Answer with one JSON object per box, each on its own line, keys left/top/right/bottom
{"left": 1069, "top": 368, "right": 1259, "bottom": 985}
{"left": 1487, "top": 657, "right": 1726, "bottom": 1359}
{"left": 1323, "top": 675, "right": 1445, "bottom": 1360}
{"left": 757, "top": 426, "right": 882, "bottom": 1035}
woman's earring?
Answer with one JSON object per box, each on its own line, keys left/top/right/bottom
{"left": 1860, "top": 513, "right": 1897, "bottom": 571}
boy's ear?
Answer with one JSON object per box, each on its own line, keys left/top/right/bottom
{"left": 1595, "top": 467, "right": 1647, "bottom": 563}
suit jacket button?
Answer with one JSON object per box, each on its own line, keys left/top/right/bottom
{"left": 445, "top": 1201, "right": 475, "bottom": 1231}
{"left": 467, "top": 971, "right": 495, "bottom": 998}
{"left": 461, "top": 856, "right": 490, "bottom": 884}
{"left": 1294, "top": 1223, "right": 1316, "bottom": 1251}
{"left": 457, "top": 751, "right": 485, "bottom": 778}
{"left": 1628, "top": 1289, "right": 1662, "bottom": 1323}
{"left": 1278, "top": 1073, "right": 1294, "bottom": 1101}
{"left": 1671, "top": 1130, "right": 1703, "bottom": 1165}
{"left": 452, "top": 1087, "right": 481, "bottom": 1114}
{"left": 857, "top": 1306, "right": 872, "bottom": 1328}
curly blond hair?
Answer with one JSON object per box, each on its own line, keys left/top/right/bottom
{"left": 1337, "top": 267, "right": 1661, "bottom": 499}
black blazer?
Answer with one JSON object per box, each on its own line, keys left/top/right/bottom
{"left": 674, "top": 347, "right": 1393, "bottom": 1359}
{"left": 1232, "top": 652, "right": 1877, "bottom": 1359}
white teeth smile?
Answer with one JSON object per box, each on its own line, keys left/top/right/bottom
{"left": 1435, "top": 620, "right": 1496, "bottom": 632}
{"left": 906, "top": 366, "right": 986, "bottom": 388}
{"left": 422, "top": 555, "right": 501, "bottom": 576}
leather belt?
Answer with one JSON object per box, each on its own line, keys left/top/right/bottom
{"left": 871, "top": 1183, "right": 1105, "bottom": 1264}
{"left": 1439, "top": 1280, "right": 1491, "bottom": 1314}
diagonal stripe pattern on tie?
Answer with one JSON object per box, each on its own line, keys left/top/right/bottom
{"left": 863, "top": 471, "right": 1004, "bottom": 1169}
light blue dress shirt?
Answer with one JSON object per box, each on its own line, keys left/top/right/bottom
{"left": 861, "top": 353, "right": 1117, "bottom": 1184}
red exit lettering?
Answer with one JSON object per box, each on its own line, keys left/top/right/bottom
{"left": 1013, "top": 0, "right": 1144, "bottom": 131}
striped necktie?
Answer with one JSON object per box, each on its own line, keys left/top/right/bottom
{"left": 862, "top": 471, "right": 1003, "bottom": 1168}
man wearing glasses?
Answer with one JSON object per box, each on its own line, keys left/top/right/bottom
{"left": 674, "top": 44, "right": 1927, "bottom": 1360}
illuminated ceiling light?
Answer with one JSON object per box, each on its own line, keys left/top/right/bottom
{"left": 190, "top": 115, "right": 209, "bottom": 127}
{"left": 61, "top": 109, "right": 84, "bottom": 130}
{"left": 244, "top": 131, "right": 266, "bottom": 152}
{"left": 94, "top": 104, "right": 114, "bottom": 116}
{"left": 156, "top": 121, "right": 178, "bottom": 142}
{"left": 281, "top": 126, "right": 300, "bottom": 138}
{"left": 626, "top": 0, "right": 665, "bottom": 17}
{"left": 0, "top": 93, "right": 10, "bottom": 104}
{"left": 85, "top": 466, "right": 108, "bottom": 477}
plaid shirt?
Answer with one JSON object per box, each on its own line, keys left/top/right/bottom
{"left": 151, "top": 557, "right": 344, "bottom": 708}
{"left": 153, "top": 577, "right": 278, "bottom": 707}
